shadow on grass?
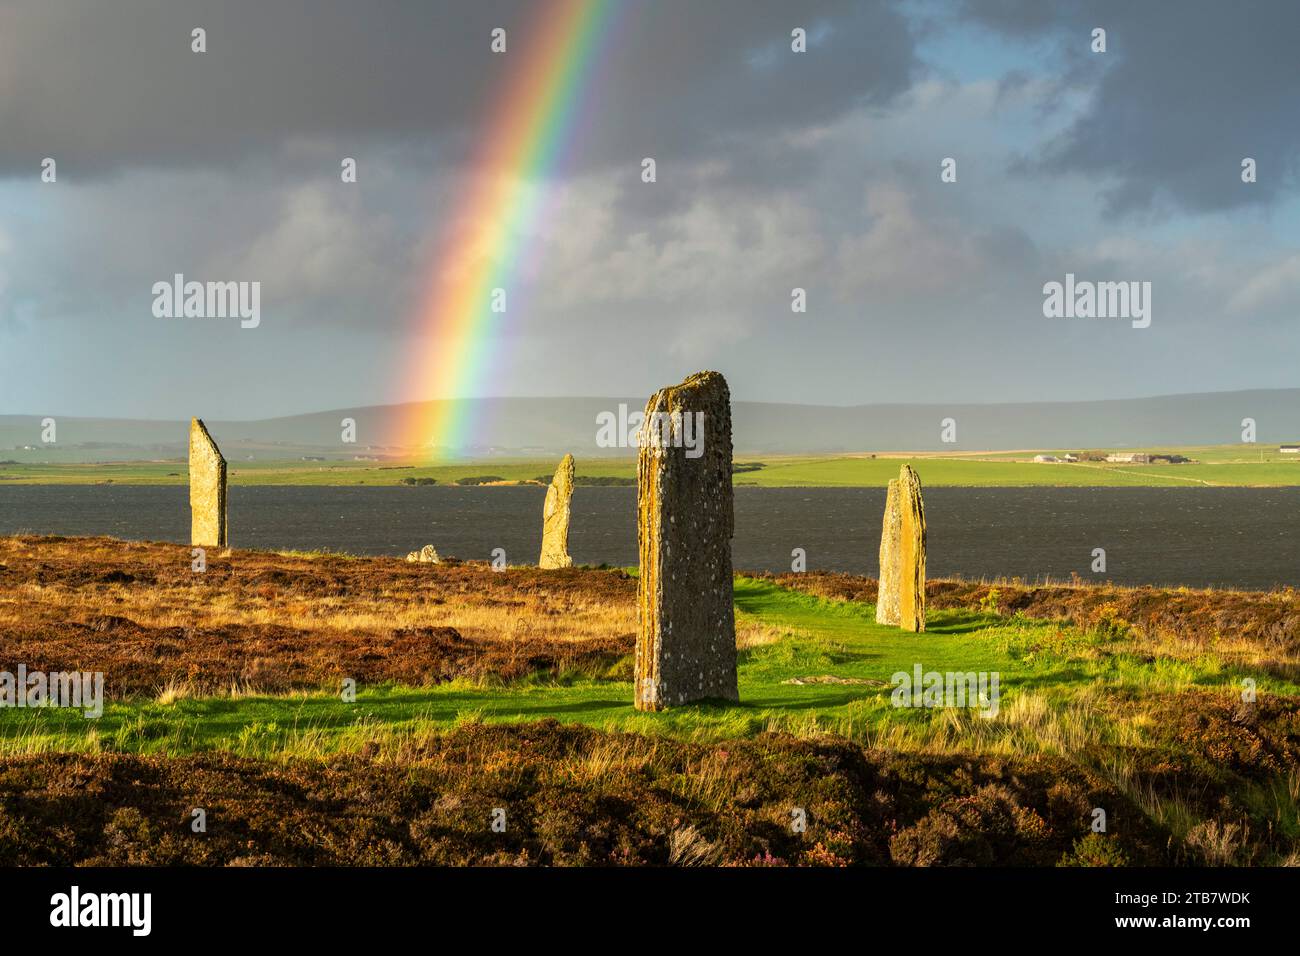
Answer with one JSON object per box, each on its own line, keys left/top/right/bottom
{"left": 926, "top": 611, "right": 1000, "bottom": 634}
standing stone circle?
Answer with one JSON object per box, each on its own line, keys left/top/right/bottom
{"left": 634, "top": 370, "right": 738, "bottom": 711}
{"left": 188, "top": 417, "right": 227, "bottom": 548}
{"left": 538, "top": 453, "right": 575, "bottom": 569}
{"left": 876, "top": 464, "right": 926, "bottom": 632}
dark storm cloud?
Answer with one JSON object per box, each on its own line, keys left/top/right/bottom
{"left": 587, "top": 1, "right": 917, "bottom": 163}
{"left": 962, "top": 0, "right": 1300, "bottom": 213}
{"left": 0, "top": 0, "right": 916, "bottom": 178}
{"left": 0, "top": 0, "right": 516, "bottom": 176}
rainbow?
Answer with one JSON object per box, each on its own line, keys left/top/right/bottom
{"left": 399, "top": 0, "right": 623, "bottom": 456}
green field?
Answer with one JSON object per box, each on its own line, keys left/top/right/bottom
{"left": 3, "top": 445, "right": 1299, "bottom": 487}
{"left": 734, "top": 454, "right": 1300, "bottom": 487}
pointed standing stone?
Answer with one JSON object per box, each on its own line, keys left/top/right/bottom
{"left": 875, "top": 478, "right": 901, "bottom": 626}
{"left": 538, "top": 453, "right": 575, "bottom": 569}
{"left": 189, "top": 418, "right": 227, "bottom": 548}
{"left": 634, "top": 371, "right": 738, "bottom": 711}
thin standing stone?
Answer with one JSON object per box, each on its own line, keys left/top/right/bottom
{"left": 189, "top": 417, "right": 227, "bottom": 548}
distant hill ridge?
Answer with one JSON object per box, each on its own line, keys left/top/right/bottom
{"left": 2, "top": 388, "right": 1298, "bottom": 459}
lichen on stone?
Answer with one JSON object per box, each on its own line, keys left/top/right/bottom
{"left": 876, "top": 464, "right": 926, "bottom": 632}
{"left": 634, "top": 371, "right": 738, "bottom": 711}
{"left": 538, "top": 453, "right": 575, "bottom": 569}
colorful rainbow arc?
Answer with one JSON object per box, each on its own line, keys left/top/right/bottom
{"left": 400, "top": 0, "right": 621, "bottom": 456}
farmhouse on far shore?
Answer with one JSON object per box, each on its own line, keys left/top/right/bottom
{"left": 1034, "top": 451, "right": 1192, "bottom": 464}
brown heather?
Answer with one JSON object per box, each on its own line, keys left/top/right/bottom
{"left": 0, "top": 721, "right": 1166, "bottom": 867}
{"left": 0, "top": 535, "right": 638, "bottom": 696}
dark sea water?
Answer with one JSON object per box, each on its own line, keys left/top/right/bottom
{"left": 1, "top": 485, "right": 1296, "bottom": 590}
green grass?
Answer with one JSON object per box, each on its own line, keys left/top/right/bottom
{"left": 5, "top": 577, "right": 1295, "bottom": 758}
{"left": 731, "top": 455, "right": 1300, "bottom": 487}
{"left": 4, "top": 445, "right": 1298, "bottom": 487}
{"left": 0, "top": 458, "right": 639, "bottom": 487}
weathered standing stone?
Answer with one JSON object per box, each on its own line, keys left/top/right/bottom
{"left": 634, "top": 370, "right": 738, "bottom": 711}
{"left": 189, "top": 418, "right": 227, "bottom": 548}
{"left": 538, "top": 453, "right": 575, "bottom": 569}
{"left": 896, "top": 465, "right": 926, "bottom": 632}
{"left": 875, "top": 478, "right": 901, "bottom": 626}
{"left": 876, "top": 465, "right": 926, "bottom": 631}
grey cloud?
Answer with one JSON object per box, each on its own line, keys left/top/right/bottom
{"left": 0, "top": 0, "right": 500, "bottom": 176}
{"left": 963, "top": 0, "right": 1300, "bottom": 214}
{"left": 0, "top": 0, "right": 918, "bottom": 179}
{"left": 0, "top": 160, "right": 418, "bottom": 331}
{"left": 2, "top": 0, "right": 1296, "bottom": 420}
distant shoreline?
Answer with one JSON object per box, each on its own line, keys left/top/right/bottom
{"left": 3, "top": 448, "right": 1299, "bottom": 489}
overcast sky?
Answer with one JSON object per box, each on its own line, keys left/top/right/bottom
{"left": 1, "top": 0, "right": 1297, "bottom": 420}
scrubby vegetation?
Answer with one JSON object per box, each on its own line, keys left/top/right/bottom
{"left": 1, "top": 536, "right": 1297, "bottom": 866}
{"left": 0, "top": 722, "right": 1165, "bottom": 866}
{"left": 0, "top": 536, "right": 637, "bottom": 697}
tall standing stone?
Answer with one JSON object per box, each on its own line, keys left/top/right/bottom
{"left": 538, "top": 453, "right": 575, "bottom": 569}
{"left": 876, "top": 464, "right": 926, "bottom": 632}
{"left": 634, "top": 371, "right": 738, "bottom": 711}
{"left": 189, "top": 418, "right": 227, "bottom": 548}
{"left": 875, "top": 478, "right": 901, "bottom": 626}
{"left": 896, "top": 464, "right": 926, "bottom": 632}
